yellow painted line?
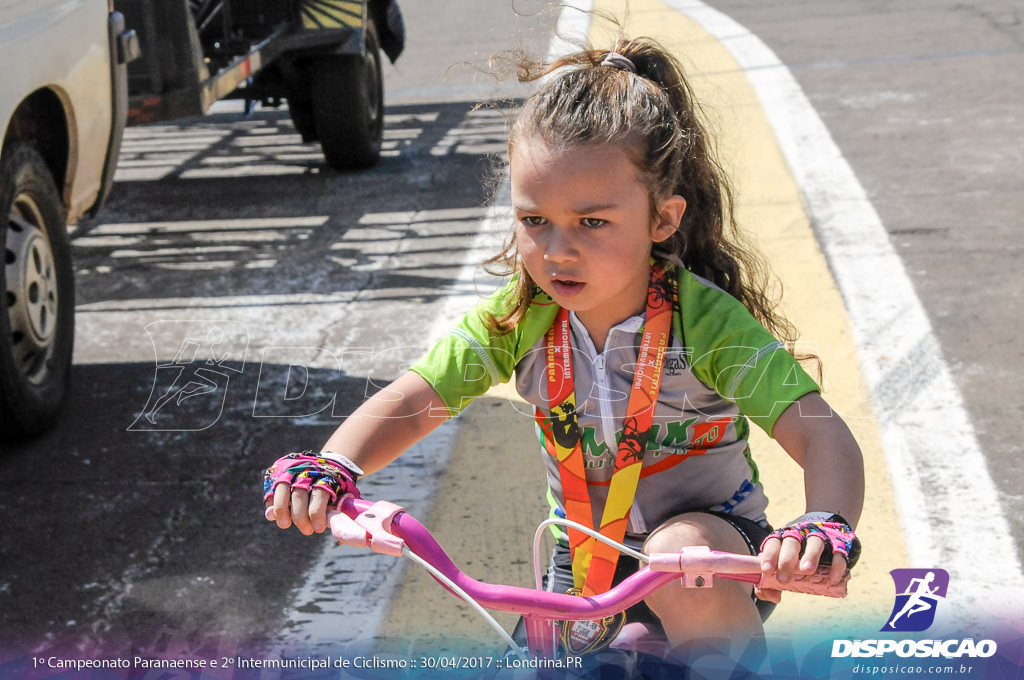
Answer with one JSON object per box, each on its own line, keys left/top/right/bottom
{"left": 678, "top": 3, "right": 1024, "bottom": 619}
{"left": 592, "top": 0, "right": 906, "bottom": 633}
{"left": 377, "top": 0, "right": 907, "bottom": 654}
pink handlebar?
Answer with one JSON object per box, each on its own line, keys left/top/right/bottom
{"left": 328, "top": 497, "right": 675, "bottom": 620}
{"left": 328, "top": 497, "right": 848, "bottom": 623}
{"left": 648, "top": 546, "right": 850, "bottom": 598}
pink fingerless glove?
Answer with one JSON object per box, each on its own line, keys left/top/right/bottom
{"left": 263, "top": 451, "right": 363, "bottom": 505}
{"left": 761, "top": 512, "right": 861, "bottom": 568}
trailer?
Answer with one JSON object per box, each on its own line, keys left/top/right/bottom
{"left": 117, "top": 0, "right": 404, "bottom": 169}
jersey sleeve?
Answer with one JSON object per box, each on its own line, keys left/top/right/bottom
{"left": 408, "top": 282, "right": 557, "bottom": 417}
{"left": 678, "top": 270, "right": 820, "bottom": 436}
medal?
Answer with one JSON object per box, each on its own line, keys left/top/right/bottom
{"left": 559, "top": 587, "right": 627, "bottom": 655}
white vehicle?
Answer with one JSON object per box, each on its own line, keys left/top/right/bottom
{"left": 0, "top": 0, "right": 137, "bottom": 439}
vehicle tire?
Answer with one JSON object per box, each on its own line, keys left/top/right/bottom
{"left": 287, "top": 73, "right": 318, "bottom": 142}
{"left": 0, "top": 144, "right": 74, "bottom": 440}
{"left": 311, "top": 20, "right": 384, "bottom": 170}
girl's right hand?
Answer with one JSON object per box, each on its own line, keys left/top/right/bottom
{"left": 262, "top": 451, "right": 363, "bottom": 535}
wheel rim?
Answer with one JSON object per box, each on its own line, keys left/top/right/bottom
{"left": 5, "top": 191, "right": 59, "bottom": 386}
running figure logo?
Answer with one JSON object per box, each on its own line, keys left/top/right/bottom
{"left": 882, "top": 568, "right": 950, "bottom": 632}
{"left": 130, "top": 320, "right": 248, "bottom": 431}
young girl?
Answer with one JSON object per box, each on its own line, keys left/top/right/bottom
{"left": 264, "top": 37, "right": 864, "bottom": 662}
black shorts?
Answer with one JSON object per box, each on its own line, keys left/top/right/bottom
{"left": 536, "top": 511, "right": 776, "bottom": 627}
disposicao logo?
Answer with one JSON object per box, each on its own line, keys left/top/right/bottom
{"left": 831, "top": 568, "right": 998, "bottom": 660}
{"left": 882, "top": 568, "right": 949, "bottom": 632}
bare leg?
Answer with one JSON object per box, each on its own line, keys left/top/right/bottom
{"left": 643, "top": 513, "right": 764, "bottom": 663}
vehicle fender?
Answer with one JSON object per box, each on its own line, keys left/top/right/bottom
{"left": 371, "top": 0, "right": 404, "bottom": 63}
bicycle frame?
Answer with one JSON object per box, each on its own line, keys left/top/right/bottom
{"left": 326, "top": 496, "right": 848, "bottom": 659}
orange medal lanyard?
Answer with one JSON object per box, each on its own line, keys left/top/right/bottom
{"left": 544, "top": 262, "right": 676, "bottom": 596}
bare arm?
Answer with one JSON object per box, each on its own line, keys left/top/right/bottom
{"left": 269, "top": 371, "right": 451, "bottom": 535}
{"left": 322, "top": 371, "right": 452, "bottom": 475}
{"left": 773, "top": 391, "right": 864, "bottom": 527}
{"left": 759, "top": 391, "right": 865, "bottom": 588}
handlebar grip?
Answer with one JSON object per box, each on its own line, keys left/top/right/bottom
{"left": 758, "top": 566, "right": 850, "bottom": 598}
{"left": 327, "top": 498, "right": 406, "bottom": 556}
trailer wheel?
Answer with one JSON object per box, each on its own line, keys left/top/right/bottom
{"left": 311, "top": 20, "right": 384, "bottom": 170}
{"left": 1, "top": 145, "right": 74, "bottom": 440}
{"left": 287, "top": 79, "right": 318, "bottom": 143}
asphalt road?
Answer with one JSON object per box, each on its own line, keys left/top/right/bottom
{"left": 0, "top": 1, "right": 555, "bottom": 658}
{"left": 0, "top": 0, "right": 1019, "bottom": 665}
{"left": 712, "top": 0, "right": 1024, "bottom": 570}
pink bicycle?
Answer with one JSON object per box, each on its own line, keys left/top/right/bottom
{"left": 325, "top": 495, "right": 850, "bottom": 676}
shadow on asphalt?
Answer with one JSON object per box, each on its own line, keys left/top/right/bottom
{"left": 0, "top": 361, "right": 375, "bottom": 654}
{"left": 0, "top": 100, "right": 516, "bottom": 656}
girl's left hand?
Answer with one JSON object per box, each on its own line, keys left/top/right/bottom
{"left": 755, "top": 513, "right": 860, "bottom": 602}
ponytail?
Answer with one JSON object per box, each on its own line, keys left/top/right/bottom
{"left": 487, "top": 35, "right": 802, "bottom": 354}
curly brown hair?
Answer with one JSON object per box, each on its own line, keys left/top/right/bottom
{"left": 485, "top": 35, "right": 801, "bottom": 351}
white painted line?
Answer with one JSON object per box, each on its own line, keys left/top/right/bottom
{"left": 549, "top": 1, "right": 595, "bottom": 61}
{"left": 276, "top": 6, "right": 597, "bottom": 645}
{"left": 275, "top": 427, "right": 461, "bottom": 650}
{"left": 670, "top": 0, "right": 1024, "bottom": 627}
